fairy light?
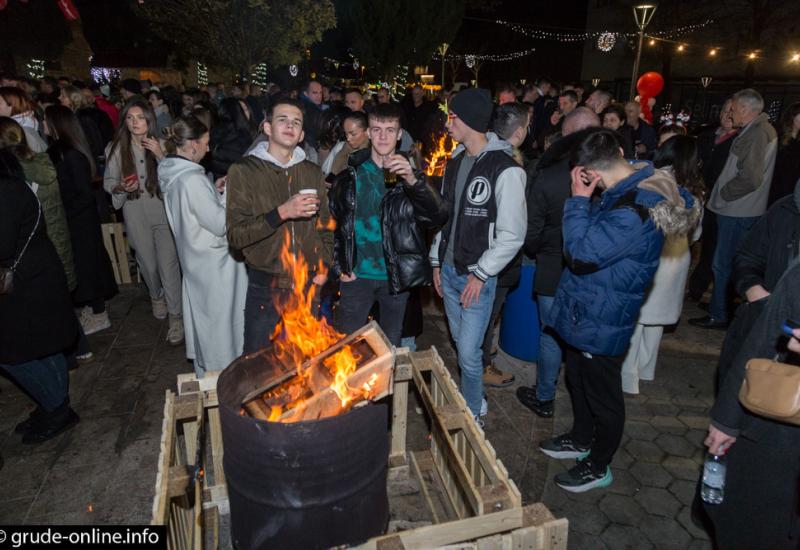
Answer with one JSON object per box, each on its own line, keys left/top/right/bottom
{"left": 677, "top": 44, "right": 685, "bottom": 52}
{"left": 597, "top": 32, "right": 617, "bottom": 52}
{"left": 90, "top": 67, "right": 121, "bottom": 84}
{"left": 748, "top": 52, "right": 757, "bottom": 60}
{"left": 196, "top": 62, "right": 208, "bottom": 86}
{"left": 433, "top": 48, "right": 536, "bottom": 62}
{"left": 494, "top": 18, "right": 713, "bottom": 43}
{"left": 709, "top": 48, "right": 717, "bottom": 56}
{"left": 791, "top": 53, "right": 800, "bottom": 63}
{"left": 649, "top": 39, "right": 656, "bottom": 46}
{"left": 26, "top": 58, "right": 45, "bottom": 79}
{"left": 252, "top": 63, "right": 268, "bottom": 88}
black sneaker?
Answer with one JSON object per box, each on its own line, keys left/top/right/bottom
{"left": 539, "top": 433, "right": 591, "bottom": 460}
{"left": 14, "top": 406, "right": 45, "bottom": 434}
{"left": 516, "top": 386, "right": 554, "bottom": 418}
{"left": 21, "top": 407, "right": 79, "bottom": 445}
{"left": 554, "top": 458, "right": 613, "bottom": 493}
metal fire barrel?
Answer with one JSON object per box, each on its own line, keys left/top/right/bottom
{"left": 217, "top": 351, "right": 389, "bottom": 550}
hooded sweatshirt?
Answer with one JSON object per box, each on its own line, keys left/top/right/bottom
{"left": 225, "top": 143, "right": 333, "bottom": 288}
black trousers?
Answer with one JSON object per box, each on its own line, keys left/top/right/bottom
{"left": 565, "top": 347, "right": 625, "bottom": 469}
{"left": 336, "top": 277, "right": 409, "bottom": 346}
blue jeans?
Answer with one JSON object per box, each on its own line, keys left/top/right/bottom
{"left": 710, "top": 214, "right": 758, "bottom": 321}
{"left": 440, "top": 263, "right": 498, "bottom": 416}
{"left": 536, "top": 294, "right": 563, "bottom": 401}
{"left": 0, "top": 353, "right": 69, "bottom": 411}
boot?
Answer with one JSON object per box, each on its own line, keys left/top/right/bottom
{"left": 22, "top": 401, "right": 79, "bottom": 444}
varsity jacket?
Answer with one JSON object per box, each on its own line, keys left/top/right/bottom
{"left": 429, "top": 134, "right": 527, "bottom": 281}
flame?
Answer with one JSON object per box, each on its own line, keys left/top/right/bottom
{"left": 425, "top": 134, "right": 458, "bottom": 177}
{"left": 259, "top": 231, "right": 379, "bottom": 421}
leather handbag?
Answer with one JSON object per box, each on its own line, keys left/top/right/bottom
{"left": 0, "top": 198, "right": 41, "bottom": 295}
{"left": 739, "top": 357, "right": 800, "bottom": 426}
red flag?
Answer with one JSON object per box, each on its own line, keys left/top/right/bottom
{"left": 57, "top": 0, "right": 80, "bottom": 21}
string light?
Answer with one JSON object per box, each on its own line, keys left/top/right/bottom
{"left": 90, "top": 67, "right": 120, "bottom": 84}
{"left": 649, "top": 39, "right": 656, "bottom": 46}
{"left": 791, "top": 53, "right": 800, "bottom": 63}
{"left": 433, "top": 48, "right": 536, "bottom": 62}
{"left": 26, "top": 58, "right": 45, "bottom": 80}
{"left": 196, "top": 62, "right": 208, "bottom": 86}
{"left": 677, "top": 44, "right": 685, "bottom": 52}
{"left": 748, "top": 52, "right": 757, "bottom": 60}
{"left": 289, "top": 64, "right": 298, "bottom": 77}
{"left": 252, "top": 63, "right": 268, "bottom": 88}
{"left": 494, "top": 18, "right": 713, "bottom": 43}
{"left": 709, "top": 48, "right": 717, "bottom": 56}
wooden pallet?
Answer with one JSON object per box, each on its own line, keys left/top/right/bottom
{"left": 152, "top": 347, "right": 568, "bottom": 550}
{"left": 101, "top": 222, "right": 136, "bottom": 285}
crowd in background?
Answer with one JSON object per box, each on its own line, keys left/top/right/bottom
{"left": 0, "top": 70, "right": 799, "bottom": 549}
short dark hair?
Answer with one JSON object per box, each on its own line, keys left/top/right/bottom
{"left": 571, "top": 129, "right": 625, "bottom": 170}
{"left": 344, "top": 88, "right": 362, "bottom": 97}
{"left": 560, "top": 90, "right": 578, "bottom": 103}
{"left": 369, "top": 102, "right": 402, "bottom": 124}
{"left": 492, "top": 102, "right": 528, "bottom": 141}
{"left": 268, "top": 97, "right": 305, "bottom": 121}
{"left": 344, "top": 110, "right": 368, "bottom": 130}
{"left": 304, "top": 80, "right": 321, "bottom": 92}
{"left": 601, "top": 102, "right": 625, "bottom": 122}
{"left": 497, "top": 82, "right": 516, "bottom": 95}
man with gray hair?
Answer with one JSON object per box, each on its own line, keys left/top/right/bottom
{"left": 585, "top": 89, "right": 613, "bottom": 115}
{"left": 690, "top": 88, "right": 778, "bottom": 329}
{"left": 517, "top": 107, "right": 602, "bottom": 418}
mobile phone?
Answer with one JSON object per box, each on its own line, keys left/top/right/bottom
{"left": 781, "top": 319, "right": 800, "bottom": 337}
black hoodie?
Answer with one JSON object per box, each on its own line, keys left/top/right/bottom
{"left": 523, "top": 127, "right": 602, "bottom": 296}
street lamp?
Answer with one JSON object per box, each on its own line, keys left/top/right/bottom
{"left": 437, "top": 43, "right": 449, "bottom": 88}
{"left": 629, "top": 2, "right": 658, "bottom": 100}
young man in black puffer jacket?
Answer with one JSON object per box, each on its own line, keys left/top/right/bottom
{"left": 328, "top": 103, "right": 447, "bottom": 344}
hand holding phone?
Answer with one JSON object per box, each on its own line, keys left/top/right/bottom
{"left": 781, "top": 319, "right": 800, "bottom": 337}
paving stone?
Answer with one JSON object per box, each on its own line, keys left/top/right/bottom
{"left": 611, "top": 447, "right": 634, "bottom": 469}
{"left": 607, "top": 469, "right": 642, "bottom": 497}
{"left": 654, "top": 433, "right": 696, "bottom": 458}
{"left": 26, "top": 461, "right": 117, "bottom": 518}
{"left": 641, "top": 514, "right": 692, "bottom": 549}
{"left": 650, "top": 415, "right": 689, "bottom": 435}
{"left": 677, "top": 506, "right": 711, "bottom": 541}
{"left": 668, "top": 479, "right": 699, "bottom": 507}
{"left": 599, "top": 494, "right": 646, "bottom": 526}
{"left": 625, "top": 439, "right": 665, "bottom": 464}
{"left": 0, "top": 453, "right": 51, "bottom": 500}
{"left": 684, "top": 429, "right": 707, "bottom": 449}
{"left": 647, "top": 400, "right": 681, "bottom": 416}
{"left": 0, "top": 497, "right": 34, "bottom": 524}
{"left": 688, "top": 538, "right": 714, "bottom": 550}
{"left": 663, "top": 456, "right": 702, "bottom": 482}
{"left": 677, "top": 413, "right": 709, "bottom": 430}
{"left": 560, "top": 501, "right": 609, "bottom": 535}
{"left": 630, "top": 462, "right": 672, "bottom": 488}
{"left": 624, "top": 402, "right": 653, "bottom": 422}
{"left": 625, "top": 420, "right": 659, "bottom": 442}
{"left": 600, "top": 524, "right": 654, "bottom": 549}
{"left": 635, "top": 487, "right": 682, "bottom": 518}
{"left": 569, "top": 530, "right": 610, "bottom": 550}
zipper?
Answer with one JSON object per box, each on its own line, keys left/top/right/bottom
{"left": 287, "top": 170, "right": 296, "bottom": 289}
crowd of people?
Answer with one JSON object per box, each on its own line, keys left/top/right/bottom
{"left": 0, "top": 71, "right": 798, "bottom": 548}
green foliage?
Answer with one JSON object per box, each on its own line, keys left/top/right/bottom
{"left": 134, "top": 0, "right": 336, "bottom": 73}
{"left": 345, "top": 0, "right": 465, "bottom": 79}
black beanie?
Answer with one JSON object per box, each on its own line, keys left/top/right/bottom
{"left": 449, "top": 87, "right": 493, "bottom": 133}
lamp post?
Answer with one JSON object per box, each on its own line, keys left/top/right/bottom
{"left": 438, "top": 43, "right": 449, "bottom": 88}
{"left": 629, "top": 3, "right": 658, "bottom": 100}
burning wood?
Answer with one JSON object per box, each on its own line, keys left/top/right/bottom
{"left": 240, "top": 233, "right": 393, "bottom": 423}
{"left": 425, "top": 134, "right": 458, "bottom": 177}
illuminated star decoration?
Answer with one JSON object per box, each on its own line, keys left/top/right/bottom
{"left": 465, "top": 55, "right": 475, "bottom": 69}
{"left": 289, "top": 64, "right": 298, "bottom": 77}
{"left": 597, "top": 32, "right": 616, "bottom": 52}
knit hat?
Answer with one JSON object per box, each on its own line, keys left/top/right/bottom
{"left": 449, "top": 88, "right": 493, "bottom": 133}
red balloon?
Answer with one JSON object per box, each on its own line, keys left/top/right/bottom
{"left": 636, "top": 72, "right": 664, "bottom": 98}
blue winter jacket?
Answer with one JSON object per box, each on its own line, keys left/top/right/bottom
{"left": 545, "top": 162, "right": 699, "bottom": 356}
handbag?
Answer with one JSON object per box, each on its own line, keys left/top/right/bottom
{"left": 0, "top": 196, "right": 41, "bottom": 295}
{"left": 739, "top": 356, "right": 800, "bottom": 426}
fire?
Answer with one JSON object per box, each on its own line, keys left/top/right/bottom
{"left": 260, "top": 231, "right": 377, "bottom": 421}
{"left": 425, "top": 134, "right": 458, "bottom": 177}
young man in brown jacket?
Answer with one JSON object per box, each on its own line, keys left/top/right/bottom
{"left": 226, "top": 98, "right": 333, "bottom": 353}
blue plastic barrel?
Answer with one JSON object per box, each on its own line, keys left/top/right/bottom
{"left": 499, "top": 264, "right": 540, "bottom": 362}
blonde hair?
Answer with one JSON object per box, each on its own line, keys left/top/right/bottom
{"left": 61, "top": 85, "right": 87, "bottom": 110}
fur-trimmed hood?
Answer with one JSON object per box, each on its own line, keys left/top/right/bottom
{"left": 635, "top": 163, "right": 702, "bottom": 237}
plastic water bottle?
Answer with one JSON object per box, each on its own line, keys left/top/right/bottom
{"left": 701, "top": 453, "right": 726, "bottom": 504}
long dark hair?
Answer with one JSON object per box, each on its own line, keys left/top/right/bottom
{"left": 44, "top": 104, "right": 96, "bottom": 178}
{"left": 108, "top": 98, "right": 160, "bottom": 198}
{"left": 653, "top": 135, "right": 705, "bottom": 200}
{"left": 218, "top": 97, "right": 256, "bottom": 138}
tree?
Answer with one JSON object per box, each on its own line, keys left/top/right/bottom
{"left": 344, "top": 0, "right": 465, "bottom": 80}
{"left": 134, "top": 0, "right": 336, "bottom": 75}
{"left": 0, "top": 0, "right": 71, "bottom": 72}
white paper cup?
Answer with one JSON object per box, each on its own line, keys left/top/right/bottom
{"left": 298, "top": 188, "right": 318, "bottom": 196}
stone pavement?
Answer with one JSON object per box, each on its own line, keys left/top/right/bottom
{"left": 0, "top": 285, "right": 725, "bottom": 549}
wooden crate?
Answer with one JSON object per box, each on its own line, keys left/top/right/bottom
{"left": 152, "top": 347, "right": 568, "bottom": 550}
{"left": 101, "top": 222, "right": 136, "bottom": 285}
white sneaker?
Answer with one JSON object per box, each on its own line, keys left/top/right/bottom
{"left": 152, "top": 297, "right": 168, "bottom": 320}
{"left": 167, "top": 315, "right": 184, "bottom": 346}
{"left": 480, "top": 397, "right": 488, "bottom": 417}
{"left": 473, "top": 415, "right": 485, "bottom": 429}
{"left": 80, "top": 310, "right": 111, "bottom": 335}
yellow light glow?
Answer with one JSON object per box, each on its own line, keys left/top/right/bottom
{"left": 791, "top": 53, "right": 800, "bottom": 63}
{"left": 649, "top": 39, "right": 656, "bottom": 46}
{"left": 677, "top": 45, "right": 685, "bottom": 52}
{"left": 709, "top": 48, "right": 717, "bottom": 56}
{"left": 748, "top": 52, "right": 757, "bottom": 60}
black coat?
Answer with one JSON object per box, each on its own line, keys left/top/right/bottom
{"left": 76, "top": 107, "right": 113, "bottom": 161}
{"left": 524, "top": 128, "right": 601, "bottom": 296}
{"left": 768, "top": 138, "right": 800, "bottom": 207}
{"left": 732, "top": 192, "right": 799, "bottom": 298}
{"left": 48, "top": 143, "right": 118, "bottom": 305}
{"left": 706, "top": 262, "right": 800, "bottom": 549}
{"left": 697, "top": 126, "right": 737, "bottom": 194}
{"left": 329, "top": 148, "right": 448, "bottom": 294}
{"left": 0, "top": 174, "right": 79, "bottom": 364}
{"left": 210, "top": 123, "right": 252, "bottom": 178}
